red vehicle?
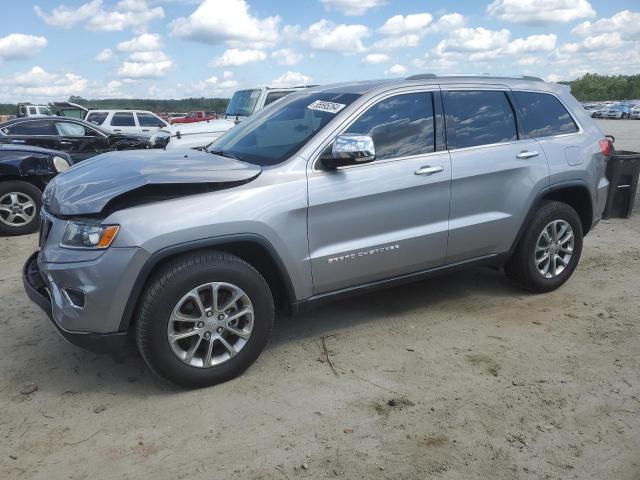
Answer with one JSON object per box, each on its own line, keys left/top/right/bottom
{"left": 171, "top": 111, "right": 218, "bottom": 124}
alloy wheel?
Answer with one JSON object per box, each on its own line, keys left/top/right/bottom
{"left": 0, "top": 192, "right": 37, "bottom": 227}
{"left": 167, "top": 282, "right": 254, "bottom": 368}
{"left": 534, "top": 219, "right": 574, "bottom": 279}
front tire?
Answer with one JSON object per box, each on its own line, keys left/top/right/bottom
{"left": 0, "top": 181, "right": 42, "bottom": 236}
{"left": 135, "top": 251, "right": 275, "bottom": 388}
{"left": 505, "top": 201, "right": 583, "bottom": 293}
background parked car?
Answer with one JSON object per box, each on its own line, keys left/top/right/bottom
{"left": 631, "top": 104, "right": 640, "bottom": 119}
{"left": 170, "top": 111, "right": 218, "bottom": 125}
{"left": 16, "top": 103, "right": 53, "bottom": 118}
{"left": 165, "top": 86, "right": 310, "bottom": 150}
{"left": 0, "top": 116, "right": 161, "bottom": 162}
{"left": 603, "top": 104, "right": 631, "bottom": 119}
{"left": 0, "top": 143, "right": 71, "bottom": 236}
{"left": 85, "top": 110, "right": 169, "bottom": 135}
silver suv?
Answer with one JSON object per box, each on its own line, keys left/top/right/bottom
{"left": 23, "top": 74, "right": 611, "bottom": 388}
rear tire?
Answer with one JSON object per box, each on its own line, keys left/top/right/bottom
{"left": 135, "top": 251, "right": 274, "bottom": 388}
{"left": 0, "top": 181, "right": 42, "bottom": 236}
{"left": 505, "top": 201, "right": 583, "bottom": 293}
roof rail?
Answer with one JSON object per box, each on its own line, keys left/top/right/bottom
{"left": 406, "top": 73, "right": 544, "bottom": 82}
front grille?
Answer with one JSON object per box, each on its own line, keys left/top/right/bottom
{"left": 38, "top": 217, "right": 52, "bottom": 247}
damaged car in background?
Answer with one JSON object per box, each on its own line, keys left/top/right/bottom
{"left": 0, "top": 116, "right": 167, "bottom": 162}
{"left": 0, "top": 143, "right": 70, "bottom": 236}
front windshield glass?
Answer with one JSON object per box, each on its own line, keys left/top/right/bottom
{"left": 225, "top": 89, "right": 262, "bottom": 117}
{"left": 209, "top": 92, "right": 361, "bottom": 166}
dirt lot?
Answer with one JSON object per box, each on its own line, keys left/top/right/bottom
{"left": 1, "top": 120, "right": 639, "bottom": 480}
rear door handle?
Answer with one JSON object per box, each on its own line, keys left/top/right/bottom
{"left": 113, "top": 129, "right": 121, "bottom": 132}
{"left": 516, "top": 150, "right": 540, "bottom": 159}
{"left": 60, "top": 141, "right": 71, "bottom": 145}
{"left": 414, "top": 165, "right": 444, "bottom": 176}
{"left": 11, "top": 139, "right": 25, "bottom": 143}
{"left": 141, "top": 129, "right": 149, "bottom": 132}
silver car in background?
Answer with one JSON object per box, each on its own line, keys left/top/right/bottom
{"left": 24, "top": 74, "right": 611, "bottom": 388}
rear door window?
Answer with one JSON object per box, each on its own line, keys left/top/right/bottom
{"left": 86, "top": 112, "right": 109, "bottom": 125}
{"left": 345, "top": 92, "right": 435, "bottom": 161}
{"left": 5, "top": 120, "right": 57, "bottom": 135}
{"left": 137, "top": 113, "right": 166, "bottom": 127}
{"left": 110, "top": 112, "right": 136, "bottom": 127}
{"left": 443, "top": 90, "right": 517, "bottom": 149}
{"left": 513, "top": 91, "right": 578, "bottom": 138}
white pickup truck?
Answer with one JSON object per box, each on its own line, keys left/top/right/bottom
{"left": 165, "top": 86, "right": 312, "bottom": 149}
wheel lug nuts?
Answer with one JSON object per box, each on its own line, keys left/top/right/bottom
{"left": 216, "top": 327, "right": 224, "bottom": 334}
{"left": 204, "top": 331, "right": 211, "bottom": 339}
{"left": 218, "top": 314, "right": 225, "bottom": 320}
{"left": 206, "top": 311, "right": 213, "bottom": 317}
{"left": 197, "top": 322, "right": 204, "bottom": 328}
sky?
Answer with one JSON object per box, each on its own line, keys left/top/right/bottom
{"left": 0, "top": 0, "right": 639, "bottom": 102}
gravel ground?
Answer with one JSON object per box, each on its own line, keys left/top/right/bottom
{"left": 1, "top": 120, "right": 639, "bottom": 479}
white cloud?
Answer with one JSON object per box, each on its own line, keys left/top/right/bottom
{"left": 363, "top": 53, "right": 390, "bottom": 64}
{"left": 118, "top": 59, "right": 172, "bottom": 78}
{"left": 0, "top": 66, "right": 88, "bottom": 100}
{"left": 320, "top": 0, "right": 386, "bottom": 16}
{"left": 301, "top": 19, "right": 370, "bottom": 53}
{"left": 487, "top": 0, "right": 595, "bottom": 24}
{"left": 94, "top": 48, "right": 113, "bottom": 62}
{"left": 572, "top": 10, "right": 640, "bottom": 40}
{"left": 428, "top": 13, "right": 466, "bottom": 33}
{"left": 34, "top": 0, "right": 164, "bottom": 32}
{"left": 211, "top": 48, "right": 266, "bottom": 67}
{"left": 373, "top": 34, "right": 421, "bottom": 51}
{"left": 504, "top": 34, "right": 557, "bottom": 54}
{"left": 0, "top": 34, "right": 47, "bottom": 61}
{"left": 117, "top": 33, "right": 161, "bottom": 52}
{"left": 170, "top": 0, "right": 280, "bottom": 47}
{"left": 271, "top": 71, "right": 312, "bottom": 87}
{"left": 384, "top": 64, "right": 407, "bottom": 76}
{"left": 379, "top": 13, "right": 432, "bottom": 36}
{"left": 223, "top": 70, "right": 234, "bottom": 79}
{"left": 271, "top": 48, "right": 304, "bottom": 66}
{"left": 129, "top": 50, "right": 170, "bottom": 62}
{"left": 437, "top": 27, "right": 511, "bottom": 53}
{"left": 560, "top": 33, "right": 625, "bottom": 53}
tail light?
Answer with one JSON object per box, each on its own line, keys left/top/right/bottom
{"left": 599, "top": 139, "right": 612, "bottom": 158}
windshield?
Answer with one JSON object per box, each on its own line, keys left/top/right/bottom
{"left": 208, "top": 92, "right": 361, "bottom": 166}
{"left": 225, "top": 89, "right": 261, "bottom": 117}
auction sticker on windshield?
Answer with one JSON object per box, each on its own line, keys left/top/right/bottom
{"left": 307, "top": 100, "right": 346, "bottom": 114}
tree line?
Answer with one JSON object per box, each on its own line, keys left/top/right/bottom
{"left": 0, "top": 95, "right": 230, "bottom": 116}
{"left": 2, "top": 73, "right": 640, "bottom": 116}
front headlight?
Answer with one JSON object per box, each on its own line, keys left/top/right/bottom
{"left": 53, "top": 156, "right": 70, "bottom": 173}
{"left": 60, "top": 222, "right": 120, "bottom": 249}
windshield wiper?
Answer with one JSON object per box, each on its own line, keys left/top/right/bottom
{"left": 208, "top": 149, "right": 243, "bottom": 161}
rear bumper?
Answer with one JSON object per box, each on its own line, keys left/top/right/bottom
{"left": 23, "top": 251, "right": 128, "bottom": 354}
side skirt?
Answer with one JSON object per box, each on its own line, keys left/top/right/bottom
{"left": 292, "top": 252, "right": 511, "bottom": 314}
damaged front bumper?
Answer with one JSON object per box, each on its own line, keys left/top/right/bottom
{"left": 23, "top": 251, "right": 128, "bottom": 354}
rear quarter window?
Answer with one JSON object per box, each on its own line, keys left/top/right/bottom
{"left": 443, "top": 91, "right": 517, "bottom": 149}
{"left": 111, "top": 112, "right": 136, "bottom": 127}
{"left": 514, "top": 91, "right": 578, "bottom": 138}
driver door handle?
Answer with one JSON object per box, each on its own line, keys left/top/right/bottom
{"left": 516, "top": 150, "right": 539, "bottom": 159}
{"left": 414, "top": 165, "right": 444, "bottom": 176}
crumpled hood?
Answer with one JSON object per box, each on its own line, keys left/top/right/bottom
{"left": 44, "top": 148, "right": 261, "bottom": 216}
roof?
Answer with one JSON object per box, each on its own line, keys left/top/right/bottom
{"left": 299, "top": 74, "right": 561, "bottom": 96}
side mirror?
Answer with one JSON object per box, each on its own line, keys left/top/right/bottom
{"left": 321, "top": 133, "right": 376, "bottom": 169}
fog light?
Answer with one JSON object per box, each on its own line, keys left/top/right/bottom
{"left": 62, "top": 288, "right": 85, "bottom": 309}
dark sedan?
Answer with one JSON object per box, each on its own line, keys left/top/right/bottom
{"left": 0, "top": 143, "right": 71, "bottom": 236}
{"left": 0, "top": 116, "right": 164, "bottom": 162}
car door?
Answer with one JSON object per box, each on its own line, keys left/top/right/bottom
{"left": 307, "top": 90, "right": 451, "bottom": 294}
{"left": 136, "top": 112, "right": 168, "bottom": 135}
{"left": 53, "top": 120, "right": 110, "bottom": 161}
{"left": 0, "top": 119, "right": 60, "bottom": 150}
{"left": 109, "top": 112, "right": 139, "bottom": 134}
{"left": 442, "top": 87, "right": 550, "bottom": 263}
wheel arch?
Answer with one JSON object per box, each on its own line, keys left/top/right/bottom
{"left": 511, "top": 181, "right": 594, "bottom": 252}
{"left": 118, "top": 234, "right": 297, "bottom": 331}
